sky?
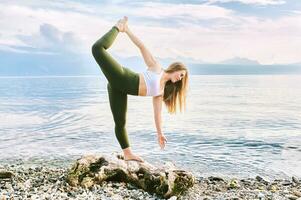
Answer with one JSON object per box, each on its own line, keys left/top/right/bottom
{"left": 0, "top": 0, "right": 301, "bottom": 70}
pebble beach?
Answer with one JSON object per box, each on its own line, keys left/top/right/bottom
{"left": 1, "top": 161, "right": 300, "bottom": 200}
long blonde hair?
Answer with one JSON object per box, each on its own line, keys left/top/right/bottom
{"left": 163, "top": 61, "right": 189, "bottom": 114}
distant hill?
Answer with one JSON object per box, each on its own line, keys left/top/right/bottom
{"left": 0, "top": 50, "right": 300, "bottom": 76}
{"left": 188, "top": 63, "right": 301, "bottom": 75}
{"left": 0, "top": 50, "right": 99, "bottom": 76}
{"left": 289, "top": 62, "right": 301, "bottom": 66}
{"left": 219, "top": 57, "right": 261, "bottom": 65}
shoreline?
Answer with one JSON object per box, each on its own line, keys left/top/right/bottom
{"left": 1, "top": 162, "right": 300, "bottom": 200}
{"left": 0, "top": 156, "right": 297, "bottom": 181}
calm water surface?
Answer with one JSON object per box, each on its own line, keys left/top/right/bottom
{"left": 0, "top": 75, "right": 300, "bottom": 179}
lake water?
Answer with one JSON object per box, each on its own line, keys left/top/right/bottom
{"left": 0, "top": 75, "right": 300, "bottom": 180}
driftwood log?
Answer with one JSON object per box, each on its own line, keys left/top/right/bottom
{"left": 66, "top": 153, "right": 195, "bottom": 199}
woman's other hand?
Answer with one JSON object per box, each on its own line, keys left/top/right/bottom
{"left": 123, "top": 16, "right": 129, "bottom": 33}
{"left": 157, "top": 133, "right": 167, "bottom": 150}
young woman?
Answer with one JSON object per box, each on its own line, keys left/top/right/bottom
{"left": 91, "top": 16, "right": 189, "bottom": 162}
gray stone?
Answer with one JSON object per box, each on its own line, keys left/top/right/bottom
{"left": 292, "top": 176, "right": 300, "bottom": 184}
{"left": 282, "top": 180, "right": 292, "bottom": 186}
{"left": 292, "top": 190, "right": 301, "bottom": 198}
{"left": 258, "top": 192, "right": 265, "bottom": 199}
{"left": 255, "top": 175, "right": 269, "bottom": 185}
{"left": 208, "top": 176, "right": 225, "bottom": 182}
{"left": 287, "top": 195, "right": 299, "bottom": 200}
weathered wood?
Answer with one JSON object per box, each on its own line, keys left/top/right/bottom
{"left": 66, "top": 153, "right": 195, "bottom": 199}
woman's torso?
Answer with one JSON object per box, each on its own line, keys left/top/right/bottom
{"left": 138, "top": 68, "right": 164, "bottom": 96}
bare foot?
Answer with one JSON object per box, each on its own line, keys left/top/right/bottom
{"left": 114, "top": 16, "right": 128, "bottom": 32}
{"left": 124, "top": 153, "right": 144, "bottom": 162}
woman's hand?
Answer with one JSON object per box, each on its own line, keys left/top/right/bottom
{"left": 114, "top": 16, "right": 128, "bottom": 33}
{"left": 157, "top": 133, "right": 167, "bottom": 149}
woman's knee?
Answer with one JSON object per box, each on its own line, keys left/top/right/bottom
{"left": 92, "top": 45, "right": 105, "bottom": 63}
{"left": 91, "top": 43, "right": 100, "bottom": 58}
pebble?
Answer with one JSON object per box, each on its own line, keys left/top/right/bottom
{"left": 292, "top": 176, "right": 300, "bottom": 184}
{"left": 256, "top": 175, "right": 264, "bottom": 182}
{"left": 257, "top": 192, "right": 265, "bottom": 199}
{"left": 287, "top": 195, "right": 299, "bottom": 200}
{"left": 0, "top": 171, "right": 14, "bottom": 179}
{"left": 293, "top": 190, "right": 301, "bottom": 197}
{"left": 282, "top": 180, "right": 292, "bottom": 186}
{"left": 208, "top": 176, "right": 224, "bottom": 182}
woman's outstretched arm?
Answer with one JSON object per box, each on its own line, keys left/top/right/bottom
{"left": 153, "top": 95, "right": 163, "bottom": 135}
{"left": 153, "top": 95, "right": 167, "bottom": 149}
{"left": 125, "top": 27, "right": 160, "bottom": 69}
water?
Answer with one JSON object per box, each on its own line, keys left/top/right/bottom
{"left": 0, "top": 75, "right": 300, "bottom": 180}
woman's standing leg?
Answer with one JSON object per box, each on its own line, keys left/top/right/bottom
{"left": 107, "top": 83, "right": 130, "bottom": 149}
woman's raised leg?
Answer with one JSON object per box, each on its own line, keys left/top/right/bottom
{"left": 91, "top": 26, "right": 139, "bottom": 95}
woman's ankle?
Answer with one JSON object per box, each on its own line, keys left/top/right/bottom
{"left": 122, "top": 147, "right": 132, "bottom": 155}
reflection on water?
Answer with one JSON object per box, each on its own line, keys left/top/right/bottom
{"left": 0, "top": 75, "right": 300, "bottom": 179}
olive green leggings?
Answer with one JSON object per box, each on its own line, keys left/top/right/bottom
{"left": 91, "top": 26, "right": 140, "bottom": 149}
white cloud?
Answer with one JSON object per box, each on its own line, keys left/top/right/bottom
{"left": 129, "top": 2, "right": 234, "bottom": 20}
{"left": 0, "top": 1, "right": 300, "bottom": 65}
{"left": 206, "top": 0, "right": 286, "bottom": 5}
{"left": 292, "top": 10, "right": 301, "bottom": 14}
{"left": 0, "top": 3, "right": 110, "bottom": 54}
{"left": 16, "top": 23, "right": 83, "bottom": 54}
{"left": 0, "top": 0, "right": 96, "bottom": 13}
{"left": 122, "top": 2, "right": 300, "bottom": 64}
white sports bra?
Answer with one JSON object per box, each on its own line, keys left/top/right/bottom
{"left": 142, "top": 68, "right": 164, "bottom": 96}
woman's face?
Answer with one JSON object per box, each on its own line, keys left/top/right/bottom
{"left": 171, "top": 70, "right": 186, "bottom": 83}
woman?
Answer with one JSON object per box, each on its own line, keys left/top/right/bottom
{"left": 91, "top": 16, "right": 189, "bottom": 162}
